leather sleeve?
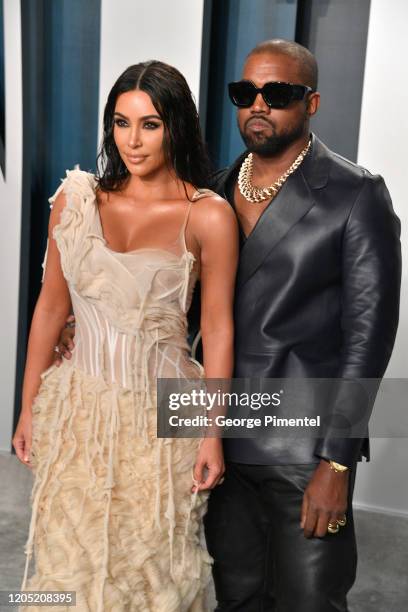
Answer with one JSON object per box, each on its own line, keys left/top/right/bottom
{"left": 314, "top": 173, "right": 402, "bottom": 467}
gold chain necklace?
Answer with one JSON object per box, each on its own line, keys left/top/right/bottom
{"left": 238, "top": 139, "right": 312, "bottom": 203}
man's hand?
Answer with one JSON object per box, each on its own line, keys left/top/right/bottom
{"left": 300, "top": 459, "right": 349, "bottom": 538}
{"left": 54, "top": 314, "right": 76, "bottom": 366}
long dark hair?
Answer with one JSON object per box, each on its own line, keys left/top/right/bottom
{"left": 96, "top": 61, "right": 212, "bottom": 191}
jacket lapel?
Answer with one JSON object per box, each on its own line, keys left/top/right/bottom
{"left": 236, "top": 168, "right": 315, "bottom": 288}
{"left": 213, "top": 134, "right": 332, "bottom": 290}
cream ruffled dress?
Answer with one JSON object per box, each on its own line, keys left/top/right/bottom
{"left": 20, "top": 169, "right": 213, "bottom": 611}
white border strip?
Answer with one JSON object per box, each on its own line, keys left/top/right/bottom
{"left": 0, "top": 0, "right": 23, "bottom": 451}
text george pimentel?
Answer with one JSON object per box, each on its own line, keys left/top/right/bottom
{"left": 167, "top": 415, "right": 321, "bottom": 428}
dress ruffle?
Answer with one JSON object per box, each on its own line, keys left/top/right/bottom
{"left": 21, "top": 362, "right": 212, "bottom": 612}
{"left": 51, "top": 170, "right": 98, "bottom": 285}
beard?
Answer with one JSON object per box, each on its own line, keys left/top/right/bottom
{"left": 239, "top": 116, "right": 306, "bottom": 157}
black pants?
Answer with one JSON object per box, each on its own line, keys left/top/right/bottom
{"left": 204, "top": 462, "right": 357, "bottom": 612}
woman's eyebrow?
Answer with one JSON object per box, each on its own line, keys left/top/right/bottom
{"left": 113, "top": 112, "right": 162, "bottom": 121}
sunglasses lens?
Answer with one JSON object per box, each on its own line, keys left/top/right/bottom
{"left": 228, "top": 82, "right": 256, "bottom": 107}
{"left": 228, "top": 82, "right": 309, "bottom": 109}
{"left": 263, "top": 83, "right": 294, "bottom": 108}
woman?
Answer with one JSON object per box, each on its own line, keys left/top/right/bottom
{"left": 13, "top": 61, "right": 238, "bottom": 611}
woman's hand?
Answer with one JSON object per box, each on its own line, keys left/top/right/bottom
{"left": 12, "top": 411, "right": 33, "bottom": 469}
{"left": 192, "top": 438, "right": 225, "bottom": 492}
{"left": 54, "top": 315, "right": 76, "bottom": 366}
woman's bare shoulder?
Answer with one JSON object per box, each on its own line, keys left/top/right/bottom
{"left": 191, "top": 191, "right": 236, "bottom": 224}
{"left": 189, "top": 192, "right": 238, "bottom": 250}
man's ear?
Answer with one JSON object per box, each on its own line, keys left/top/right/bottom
{"left": 307, "top": 92, "right": 320, "bottom": 116}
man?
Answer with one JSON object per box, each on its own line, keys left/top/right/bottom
{"left": 55, "top": 40, "right": 401, "bottom": 611}
{"left": 202, "top": 40, "right": 401, "bottom": 611}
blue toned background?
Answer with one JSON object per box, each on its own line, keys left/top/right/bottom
{"left": 204, "top": 0, "right": 370, "bottom": 168}
{"left": 14, "top": 0, "right": 101, "bottom": 443}
{"left": 205, "top": 0, "right": 298, "bottom": 168}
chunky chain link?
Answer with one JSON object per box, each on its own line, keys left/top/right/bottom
{"left": 238, "top": 139, "right": 312, "bottom": 203}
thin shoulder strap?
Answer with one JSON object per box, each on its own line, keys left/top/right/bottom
{"left": 179, "top": 188, "right": 216, "bottom": 253}
{"left": 191, "top": 188, "right": 216, "bottom": 201}
{"left": 180, "top": 201, "right": 194, "bottom": 254}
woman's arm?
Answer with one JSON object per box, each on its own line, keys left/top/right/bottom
{"left": 190, "top": 195, "right": 239, "bottom": 490}
{"left": 198, "top": 197, "right": 238, "bottom": 380}
{"left": 12, "top": 191, "right": 72, "bottom": 465}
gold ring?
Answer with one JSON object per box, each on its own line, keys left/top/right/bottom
{"left": 327, "top": 522, "right": 340, "bottom": 534}
{"left": 337, "top": 515, "right": 347, "bottom": 527}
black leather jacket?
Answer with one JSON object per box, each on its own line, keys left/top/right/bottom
{"left": 190, "top": 134, "right": 401, "bottom": 467}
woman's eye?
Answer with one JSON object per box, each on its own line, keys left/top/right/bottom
{"left": 114, "top": 118, "right": 128, "bottom": 127}
{"left": 144, "top": 122, "right": 160, "bottom": 130}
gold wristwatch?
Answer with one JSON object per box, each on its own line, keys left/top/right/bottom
{"left": 329, "top": 460, "right": 349, "bottom": 473}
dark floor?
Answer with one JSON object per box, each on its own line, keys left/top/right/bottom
{"left": 1, "top": 452, "right": 407, "bottom": 611}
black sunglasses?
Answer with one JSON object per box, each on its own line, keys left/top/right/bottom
{"left": 228, "top": 80, "right": 314, "bottom": 109}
